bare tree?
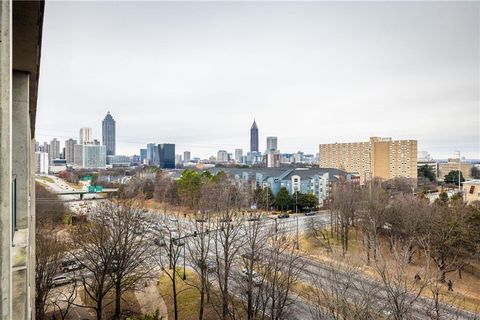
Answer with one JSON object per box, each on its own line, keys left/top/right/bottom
{"left": 308, "top": 261, "right": 382, "bottom": 320}
{"left": 186, "top": 213, "right": 213, "bottom": 320}
{"left": 212, "top": 183, "right": 247, "bottom": 320}
{"left": 50, "top": 280, "right": 78, "bottom": 320}
{"left": 35, "top": 231, "right": 65, "bottom": 320}
{"left": 238, "top": 219, "right": 269, "bottom": 320}
{"left": 331, "top": 182, "right": 359, "bottom": 255}
{"left": 105, "top": 199, "right": 156, "bottom": 319}
{"left": 374, "top": 239, "right": 430, "bottom": 320}
{"left": 71, "top": 203, "right": 116, "bottom": 320}
{"left": 358, "top": 181, "right": 389, "bottom": 264}
{"left": 261, "top": 234, "right": 303, "bottom": 320}
{"left": 153, "top": 214, "right": 188, "bottom": 320}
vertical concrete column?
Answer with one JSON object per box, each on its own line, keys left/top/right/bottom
{"left": 0, "top": 0, "right": 12, "bottom": 318}
{"left": 11, "top": 71, "right": 30, "bottom": 320}
{"left": 12, "top": 71, "right": 30, "bottom": 229}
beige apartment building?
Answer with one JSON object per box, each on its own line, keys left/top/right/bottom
{"left": 437, "top": 158, "right": 473, "bottom": 181}
{"left": 319, "top": 137, "right": 417, "bottom": 184}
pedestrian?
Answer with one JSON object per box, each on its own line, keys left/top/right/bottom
{"left": 414, "top": 273, "right": 421, "bottom": 282}
{"left": 447, "top": 279, "right": 453, "bottom": 292}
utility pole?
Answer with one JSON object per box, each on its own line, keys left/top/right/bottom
{"left": 295, "top": 190, "right": 298, "bottom": 214}
{"left": 296, "top": 216, "right": 299, "bottom": 250}
{"left": 183, "top": 243, "right": 186, "bottom": 280}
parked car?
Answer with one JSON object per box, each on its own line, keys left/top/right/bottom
{"left": 278, "top": 213, "right": 290, "bottom": 219}
{"left": 247, "top": 216, "right": 260, "bottom": 221}
{"left": 61, "top": 260, "right": 84, "bottom": 273}
{"left": 241, "top": 269, "right": 263, "bottom": 286}
{"left": 51, "top": 274, "right": 74, "bottom": 287}
{"left": 304, "top": 211, "right": 316, "bottom": 216}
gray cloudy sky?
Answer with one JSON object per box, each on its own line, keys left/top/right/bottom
{"left": 36, "top": 1, "right": 480, "bottom": 159}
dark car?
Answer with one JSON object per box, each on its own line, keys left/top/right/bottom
{"left": 278, "top": 213, "right": 290, "bottom": 219}
{"left": 247, "top": 216, "right": 260, "bottom": 221}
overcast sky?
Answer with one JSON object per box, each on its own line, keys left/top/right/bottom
{"left": 36, "top": 1, "right": 480, "bottom": 159}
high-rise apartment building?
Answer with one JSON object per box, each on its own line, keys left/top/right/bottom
{"left": 74, "top": 144, "right": 107, "bottom": 168}
{"left": 35, "top": 152, "right": 49, "bottom": 174}
{"left": 235, "top": 149, "right": 243, "bottom": 163}
{"left": 183, "top": 151, "right": 191, "bottom": 163}
{"left": 217, "top": 150, "right": 229, "bottom": 163}
{"left": 102, "top": 111, "right": 116, "bottom": 156}
{"left": 319, "top": 137, "right": 417, "bottom": 184}
{"left": 79, "top": 127, "right": 92, "bottom": 144}
{"left": 64, "top": 138, "right": 76, "bottom": 164}
{"left": 266, "top": 136, "right": 277, "bottom": 152}
{"left": 49, "top": 138, "right": 60, "bottom": 164}
{"left": 158, "top": 143, "right": 175, "bottom": 169}
{"left": 250, "top": 119, "right": 259, "bottom": 152}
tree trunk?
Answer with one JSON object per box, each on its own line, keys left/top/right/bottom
{"left": 96, "top": 300, "right": 103, "bottom": 320}
{"left": 439, "top": 259, "right": 446, "bottom": 282}
{"left": 199, "top": 272, "right": 205, "bottom": 320}
{"left": 114, "top": 280, "right": 122, "bottom": 319}
{"left": 173, "top": 272, "right": 179, "bottom": 320}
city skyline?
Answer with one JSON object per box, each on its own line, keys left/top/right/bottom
{"left": 35, "top": 1, "right": 479, "bottom": 159}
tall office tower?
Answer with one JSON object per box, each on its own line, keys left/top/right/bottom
{"left": 235, "top": 148, "right": 243, "bottom": 163}
{"left": 266, "top": 136, "right": 278, "bottom": 152}
{"left": 319, "top": 137, "right": 417, "bottom": 184}
{"left": 147, "top": 143, "right": 159, "bottom": 165}
{"left": 183, "top": 151, "right": 191, "bottom": 163}
{"left": 102, "top": 111, "right": 116, "bottom": 156}
{"left": 64, "top": 138, "right": 76, "bottom": 164}
{"left": 140, "top": 148, "right": 147, "bottom": 163}
{"left": 79, "top": 127, "right": 92, "bottom": 144}
{"left": 217, "top": 150, "right": 229, "bottom": 163}
{"left": 158, "top": 143, "right": 175, "bottom": 169}
{"left": 250, "top": 119, "right": 259, "bottom": 152}
{"left": 49, "top": 138, "right": 60, "bottom": 164}
{"left": 35, "top": 141, "right": 40, "bottom": 151}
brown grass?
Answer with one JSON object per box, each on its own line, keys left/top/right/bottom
{"left": 299, "top": 229, "right": 480, "bottom": 314}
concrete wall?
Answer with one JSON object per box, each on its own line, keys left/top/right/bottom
{"left": 0, "top": 0, "right": 12, "bottom": 317}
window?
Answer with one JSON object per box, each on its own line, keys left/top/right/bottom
{"left": 12, "top": 176, "right": 17, "bottom": 240}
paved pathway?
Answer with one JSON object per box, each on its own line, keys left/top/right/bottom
{"left": 135, "top": 282, "right": 168, "bottom": 320}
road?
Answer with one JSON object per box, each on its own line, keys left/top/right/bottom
{"left": 43, "top": 175, "right": 478, "bottom": 319}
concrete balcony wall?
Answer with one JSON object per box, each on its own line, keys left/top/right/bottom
{"left": 0, "top": 0, "right": 12, "bottom": 318}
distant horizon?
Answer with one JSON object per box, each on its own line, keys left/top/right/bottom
{"left": 35, "top": 116, "right": 479, "bottom": 161}
{"left": 35, "top": 1, "right": 479, "bottom": 159}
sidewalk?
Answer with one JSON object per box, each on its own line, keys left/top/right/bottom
{"left": 135, "top": 282, "right": 168, "bottom": 319}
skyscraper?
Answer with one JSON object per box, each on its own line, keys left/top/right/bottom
{"left": 183, "top": 151, "right": 191, "bottom": 163}
{"left": 102, "top": 111, "right": 116, "bottom": 156}
{"left": 266, "top": 136, "right": 277, "bottom": 152}
{"left": 235, "top": 148, "right": 243, "bottom": 163}
{"left": 158, "top": 144, "right": 175, "bottom": 169}
{"left": 49, "top": 138, "right": 60, "bottom": 164}
{"left": 147, "top": 143, "right": 159, "bottom": 165}
{"left": 65, "top": 138, "right": 76, "bottom": 164}
{"left": 79, "top": 127, "right": 92, "bottom": 144}
{"left": 250, "top": 119, "right": 259, "bottom": 152}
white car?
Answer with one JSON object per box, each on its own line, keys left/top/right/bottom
{"left": 241, "top": 269, "right": 263, "bottom": 286}
{"left": 51, "top": 274, "right": 74, "bottom": 287}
